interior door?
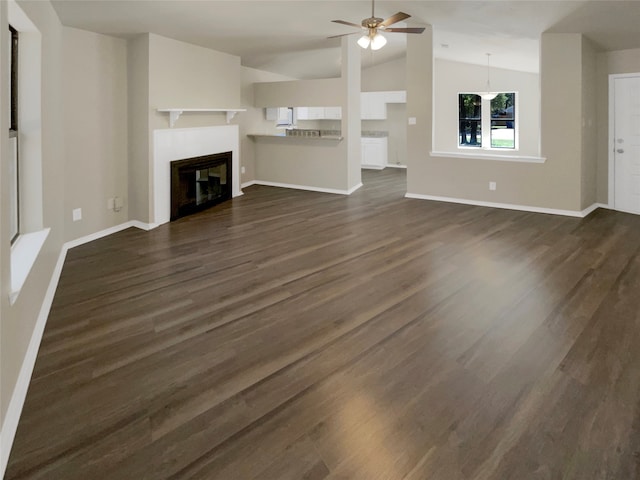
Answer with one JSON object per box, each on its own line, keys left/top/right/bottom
{"left": 614, "top": 76, "right": 640, "bottom": 214}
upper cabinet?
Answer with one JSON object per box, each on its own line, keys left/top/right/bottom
{"left": 265, "top": 107, "right": 291, "bottom": 122}
{"left": 384, "top": 91, "right": 407, "bottom": 103}
{"left": 296, "top": 107, "right": 342, "bottom": 120}
{"left": 361, "top": 92, "right": 387, "bottom": 120}
{"left": 361, "top": 91, "right": 406, "bottom": 120}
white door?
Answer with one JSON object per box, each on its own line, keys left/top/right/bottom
{"left": 614, "top": 76, "right": 640, "bottom": 214}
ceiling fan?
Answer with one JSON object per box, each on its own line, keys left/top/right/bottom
{"left": 329, "top": 0, "right": 425, "bottom": 50}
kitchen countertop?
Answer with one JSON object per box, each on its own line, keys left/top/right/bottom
{"left": 361, "top": 130, "right": 388, "bottom": 138}
{"left": 247, "top": 133, "right": 343, "bottom": 141}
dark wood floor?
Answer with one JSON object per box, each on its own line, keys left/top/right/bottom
{"left": 6, "top": 168, "right": 640, "bottom": 479}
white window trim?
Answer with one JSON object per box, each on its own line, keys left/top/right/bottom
{"left": 10, "top": 228, "right": 50, "bottom": 305}
{"left": 430, "top": 150, "right": 545, "bottom": 163}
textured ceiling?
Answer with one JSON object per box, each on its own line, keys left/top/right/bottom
{"left": 51, "top": 1, "right": 640, "bottom": 79}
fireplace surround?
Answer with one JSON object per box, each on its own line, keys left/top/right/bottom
{"left": 170, "top": 151, "right": 232, "bottom": 221}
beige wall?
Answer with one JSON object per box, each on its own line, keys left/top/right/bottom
{"left": 63, "top": 27, "right": 129, "bottom": 240}
{"left": 251, "top": 36, "right": 361, "bottom": 192}
{"left": 433, "top": 59, "right": 541, "bottom": 157}
{"left": 580, "top": 37, "right": 598, "bottom": 209}
{"left": 254, "top": 78, "right": 344, "bottom": 108}
{"left": 406, "top": 25, "right": 433, "bottom": 195}
{"left": 596, "top": 48, "right": 640, "bottom": 204}
{"left": 127, "top": 34, "right": 150, "bottom": 223}
{"left": 148, "top": 33, "right": 241, "bottom": 131}
{"left": 253, "top": 137, "right": 349, "bottom": 191}
{"left": 239, "top": 66, "right": 295, "bottom": 185}
{"left": 2, "top": 0, "right": 65, "bottom": 428}
{"left": 407, "top": 32, "right": 596, "bottom": 213}
{"left": 362, "top": 56, "right": 407, "bottom": 92}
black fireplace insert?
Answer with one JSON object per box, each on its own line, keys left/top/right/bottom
{"left": 170, "top": 151, "right": 232, "bottom": 221}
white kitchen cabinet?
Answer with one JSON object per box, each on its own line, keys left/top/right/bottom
{"left": 265, "top": 107, "right": 290, "bottom": 122}
{"left": 324, "top": 106, "right": 342, "bottom": 119}
{"left": 296, "top": 106, "right": 341, "bottom": 120}
{"left": 384, "top": 90, "right": 407, "bottom": 103}
{"left": 361, "top": 92, "right": 387, "bottom": 120}
{"left": 296, "top": 107, "right": 323, "bottom": 120}
{"left": 361, "top": 137, "right": 388, "bottom": 169}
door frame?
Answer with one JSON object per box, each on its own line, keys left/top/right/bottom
{"left": 608, "top": 72, "right": 640, "bottom": 209}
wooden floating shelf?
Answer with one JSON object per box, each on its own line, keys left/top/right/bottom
{"left": 157, "top": 108, "right": 247, "bottom": 127}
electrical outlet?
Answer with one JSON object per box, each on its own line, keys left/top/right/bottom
{"left": 408, "top": 117, "right": 417, "bottom": 125}
{"left": 72, "top": 208, "right": 82, "bottom": 221}
{"left": 107, "top": 198, "right": 115, "bottom": 210}
{"left": 489, "top": 182, "right": 497, "bottom": 191}
{"left": 241, "top": 166, "right": 246, "bottom": 174}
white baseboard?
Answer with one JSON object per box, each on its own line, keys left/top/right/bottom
{"left": 241, "top": 180, "right": 257, "bottom": 189}
{"left": 129, "top": 220, "right": 159, "bottom": 231}
{"left": 405, "top": 193, "right": 606, "bottom": 218}
{"left": 0, "top": 219, "right": 159, "bottom": 477}
{"left": 361, "top": 165, "right": 385, "bottom": 170}
{"left": 253, "top": 180, "right": 359, "bottom": 195}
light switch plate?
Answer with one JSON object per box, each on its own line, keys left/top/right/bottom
{"left": 72, "top": 208, "right": 82, "bottom": 221}
{"left": 408, "top": 117, "right": 417, "bottom": 125}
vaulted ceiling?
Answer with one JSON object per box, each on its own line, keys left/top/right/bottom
{"left": 51, "top": 1, "right": 640, "bottom": 79}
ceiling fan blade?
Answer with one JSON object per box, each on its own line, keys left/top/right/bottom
{"left": 332, "top": 20, "right": 362, "bottom": 28}
{"left": 380, "top": 12, "right": 410, "bottom": 27}
{"left": 384, "top": 27, "right": 426, "bottom": 34}
{"left": 327, "top": 32, "right": 359, "bottom": 39}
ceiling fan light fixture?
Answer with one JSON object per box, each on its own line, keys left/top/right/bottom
{"left": 357, "top": 34, "right": 371, "bottom": 49}
{"left": 370, "top": 32, "right": 387, "bottom": 50}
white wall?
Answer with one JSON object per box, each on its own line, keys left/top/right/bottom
{"left": 433, "top": 59, "right": 540, "bottom": 157}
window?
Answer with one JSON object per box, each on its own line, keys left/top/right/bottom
{"left": 459, "top": 92, "right": 516, "bottom": 150}
{"left": 9, "top": 25, "right": 19, "bottom": 243}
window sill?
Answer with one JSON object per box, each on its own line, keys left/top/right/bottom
{"left": 10, "top": 228, "right": 50, "bottom": 305}
{"left": 430, "top": 150, "right": 546, "bottom": 163}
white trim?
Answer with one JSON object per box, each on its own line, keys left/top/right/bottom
{"left": 253, "top": 180, "right": 362, "bottom": 195}
{"left": 129, "top": 220, "right": 159, "bottom": 231}
{"left": 430, "top": 150, "right": 546, "bottom": 163}
{"left": 385, "top": 164, "right": 407, "bottom": 169}
{"left": 361, "top": 165, "right": 385, "bottom": 170}
{"left": 241, "top": 180, "right": 257, "bottom": 188}
{"left": 1, "top": 245, "right": 66, "bottom": 477}
{"left": 405, "top": 193, "right": 605, "bottom": 218}
{"left": 9, "top": 229, "right": 50, "bottom": 305}
{"left": 608, "top": 73, "right": 640, "bottom": 210}
{"left": 65, "top": 222, "right": 137, "bottom": 249}
{"left": 347, "top": 182, "right": 363, "bottom": 194}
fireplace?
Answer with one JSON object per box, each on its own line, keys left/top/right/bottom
{"left": 170, "top": 151, "right": 232, "bottom": 221}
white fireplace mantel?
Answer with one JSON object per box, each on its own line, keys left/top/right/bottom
{"left": 157, "top": 108, "right": 247, "bottom": 128}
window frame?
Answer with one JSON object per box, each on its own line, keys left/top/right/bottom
{"left": 9, "top": 24, "right": 19, "bottom": 244}
{"left": 458, "top": 91, "right": 518, "bottom": 151}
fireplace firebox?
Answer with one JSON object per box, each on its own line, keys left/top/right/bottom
{"left": 170, "top": 151, "right": 232, "bottom": 221}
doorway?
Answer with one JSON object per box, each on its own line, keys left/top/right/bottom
{"left": 609, "top": 74, "right": 640, "bottom": 214}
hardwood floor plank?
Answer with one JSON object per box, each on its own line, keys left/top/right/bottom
{"left": 6, "top": 169, "right": 640, "bottom": 479}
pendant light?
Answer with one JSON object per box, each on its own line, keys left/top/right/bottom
{"left": 482, "top": 53, "right": 497, "bottom": 101}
